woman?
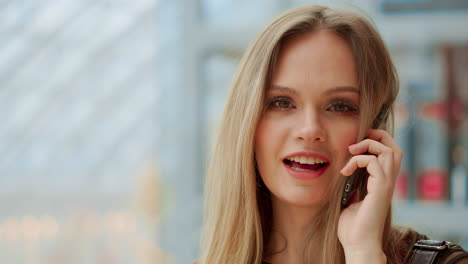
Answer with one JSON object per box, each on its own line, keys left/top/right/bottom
{"left": 198, "top": 5, "right": 467, "bottom": 264}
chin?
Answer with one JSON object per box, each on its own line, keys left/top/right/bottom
{"left": 279, "top": 188, "right": 326, "bottom": 208}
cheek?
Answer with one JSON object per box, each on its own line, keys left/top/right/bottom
{"left": 255, "top": 115, "right": 284, "bottom": 149}
{"left": 254, "top": 119, "right": 269, "bottom": 168}
{"left": 254, "top": 117, "right": 286, "bottom": 173}
{"left": 340, "top": 130, "right": 358, "bottom": 147}
{"left": 333, "top": 121, "right": 359, "bottom": 156}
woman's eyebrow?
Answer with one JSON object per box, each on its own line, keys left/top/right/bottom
{"left": 323, "top": 86, "right": 360, "bottom": 96}
{"left": 268, "top": 85, "right": 300, "bottom": 96}
{"left": 269, "top": 85, "right": 359, "bottom": 96}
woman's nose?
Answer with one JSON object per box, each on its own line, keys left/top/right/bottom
{"left": 295, "top": 110, "right": 327, "bottom": 143}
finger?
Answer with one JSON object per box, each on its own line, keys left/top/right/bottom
{"left": 348, "top": 139, "right": 393, "bottom": 156}
{"left": 341, "top": 155, "right": 394, "bottom": 199}
{"left": 340, "top": 155, "right": 384, "bottom": 179}
{"left": 366, "top": 129, "right": 400, "bottom": 154}
{"left": 348, "top": 139, "right": 394, "bottom": 176}
{"left": 366, "top": 128, "right": 403, "bottom": 163}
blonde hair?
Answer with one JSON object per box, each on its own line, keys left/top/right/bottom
{"left": 200, "top": 5, "right": 420, "bottom": 264}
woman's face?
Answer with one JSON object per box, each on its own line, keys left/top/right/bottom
{"left": 255, "top": 31, "right": 360, "bottom": 207}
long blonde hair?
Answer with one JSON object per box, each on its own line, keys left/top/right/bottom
{"left": 200, "top": 5, "right": 419, "bottom": 264}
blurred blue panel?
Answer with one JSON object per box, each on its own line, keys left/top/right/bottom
{"left": 380, "top": 0, "right": 468, "bottom": 14}
{"left": 200, "top": 0, "right": 285, "bottom": 28}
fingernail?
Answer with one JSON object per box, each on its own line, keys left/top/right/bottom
{"left": 348, "top": 144, "right": 355, "bottom": 148}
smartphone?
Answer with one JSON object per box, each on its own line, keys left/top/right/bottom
{"left": 340, "top": 105, "right": 388, "bottom": 209}
{"left": 340, "top": 167, "right": 368, "bottom": 209}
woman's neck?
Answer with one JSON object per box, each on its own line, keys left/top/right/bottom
{"left": 265, "top": 197, "right": 322, "bottom": 264}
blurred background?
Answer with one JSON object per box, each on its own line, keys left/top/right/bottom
{"left": 1, "top": 0, "right": 467, "bottom": 263}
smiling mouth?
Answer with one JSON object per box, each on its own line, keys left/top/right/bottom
{"left": 283, "top": 159, "right": 329, "bottom": 172}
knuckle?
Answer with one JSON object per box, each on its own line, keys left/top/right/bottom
{"left": 383, "top": 147, "right": 393, "bottom": 156}
{"left": 345, "top": 157, "right": 356, "bottom": 167}
{"left": 378, "top": 129, "right": 389, "bottom": 137}
{"left": 368, "top": 155, "right": 378, "bottom": 163}
{"left": 397, "top": 148, "right": 404, "bottom": 158}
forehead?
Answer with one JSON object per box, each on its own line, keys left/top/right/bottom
{"left": 270, "top": 30, "right": 358, "bottom": 93}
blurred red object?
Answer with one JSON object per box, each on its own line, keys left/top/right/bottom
{"left": 419, "top": 102, "right": 447, "bottom": 120}
{"left": 418, "top": 169, "right": 447, "bottom": 200}
{"left": 394, "top": 170, "right": 408, "bottom": 200}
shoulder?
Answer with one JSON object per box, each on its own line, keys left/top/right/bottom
{"left": 407, "top": 239, "right": 468, "bottom": 264}
{"left": 387, "top": 226, "right": 427, "bottom": 261}
{"left": 388, "top": 227, "right": 468, "bottom": 263}
{"left": 439, "top": 250, "right": 468, "bottom": 264}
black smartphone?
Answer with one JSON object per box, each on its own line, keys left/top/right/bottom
{"left": 340, "top": 105, "right": 388, "bottom": 209}
{"left": 340, "top": 166, "right": 368, "bottom": 209}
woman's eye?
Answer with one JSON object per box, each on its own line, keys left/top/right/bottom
{"left": 328, "top": 102, "right": 358, "bottom": 112}
{"left": 269, "top": 97, "right": 294, "bottom": 110}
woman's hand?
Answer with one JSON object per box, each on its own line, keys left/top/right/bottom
{"left": 337, "top": 128, "right": 403, "bottom": 263}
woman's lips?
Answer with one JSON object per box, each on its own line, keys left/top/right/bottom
{"left": 283, "top": 160, "right": 330, "bottom": 180}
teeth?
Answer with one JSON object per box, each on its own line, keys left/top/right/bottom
{"left": 287, "top": 156, "right": 326, "bottom": 165}
{"left": 290, "top": 166, "right": 313, "bottom": 172}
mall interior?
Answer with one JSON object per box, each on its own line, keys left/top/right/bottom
{"left": 0, "top": 0, "right": 467, "bottom": 263}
